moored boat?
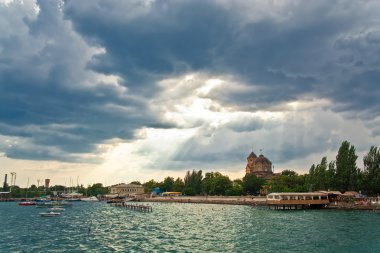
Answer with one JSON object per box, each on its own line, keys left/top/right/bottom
{"left": 18, "top": 201, "right": 36, "bottom": 206}
{"left": 48, "top": 207, "right": 65, "bottom": 211}
{"left": 39, "top": 212, "right": 61, "bottom": 217}
{"left": 81, "top": 196, "right": 99, "bottom": 202}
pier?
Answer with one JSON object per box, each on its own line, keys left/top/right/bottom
{"left": 110, "top": 202, "right": 153, "bottom": 212}
{"left": 266, "top": 192, "right": 329, "bottom": 210}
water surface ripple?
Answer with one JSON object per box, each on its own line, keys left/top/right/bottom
{"left": 1, "top": 202, "right": 380, "bottom": 252}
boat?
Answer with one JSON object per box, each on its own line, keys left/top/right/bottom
{"left": 81, "top": 196, "right": 99, "bottom": 202}
{"left": 61, "top": 192, "right": 83, "bottom": 200}
{"left": 48, "top": 207, "right": 65, "bottom": 211}
{"left": 18, "top": 201, "right": 36, "bottom": 206}
{"left": 39, "top": 212, "right": 61, "bottom": 217}
{"left": 124, "top": 197, "right": 136, "bottom": 202}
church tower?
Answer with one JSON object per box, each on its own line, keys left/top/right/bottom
{"left": 245, "top": 151, "right": 258, "bottom": 174}
{"left": 245, "top": 151, "right": 273, "bottom": 180}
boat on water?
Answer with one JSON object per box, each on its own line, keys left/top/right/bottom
{"left": 39, "top": 212, "right": 61, "bottom": 217}
{"left": 61, "top": 192, "right": 83, "bottom": 201}
{"left": 81, "top": 196, "right": 99, "bottom": 202}
{"left": 48, "top": 207, "right": 65, "bottom": 211}
{"left": 18, "top": 201, "right": 36, "bottom": 206}
{"left": 36, "top": 200, "right": 72, "bottom": 208}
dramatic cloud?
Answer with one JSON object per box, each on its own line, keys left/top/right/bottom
{"left": 1, "top": 0, "right": 380, "bottom": 185}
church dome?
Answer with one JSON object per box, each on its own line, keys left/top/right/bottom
{"left": 245, "top": 151, "right": 274, "bottom": 179}
{"left": 254, "top": 154, "right": 271, "bottom": 164}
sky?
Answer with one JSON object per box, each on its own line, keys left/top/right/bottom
{"left": 1, "top": 0, "right": 380, "bottom": 187}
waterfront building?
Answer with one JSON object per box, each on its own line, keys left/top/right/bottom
{"left": 245, "top": 151, "right": 274, "bottom": 179}
{"left": 266, "top": 192, "right": 329, "bottom": 209}
{"left": 0, "top": 191, "right": 10, "bottom": 200}
{"left": 109, "top": 183, "right": 144, "bottom": 197}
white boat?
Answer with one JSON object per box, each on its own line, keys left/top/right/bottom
{"left": 39, "top": 212, "right": 61, "bottom": 217}
{"left": 61, "top": 192, "right": 83, "bottom": 200}
{"left": 48, "top": 207, "right": 65, "bottom": 211}
{"left": 81, "top": 196, "right": 99, "bottom": 202}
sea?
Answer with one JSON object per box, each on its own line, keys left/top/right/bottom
{"left": 0, "top": 201, "right": 379, "bottom": 253}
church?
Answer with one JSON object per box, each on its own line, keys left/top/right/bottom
{"left": 245, "top": 151, "right": 274, "bottom": 180}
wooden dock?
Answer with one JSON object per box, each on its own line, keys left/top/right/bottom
{"left": 110, "top": 202, "right": 153, "bottom": 212}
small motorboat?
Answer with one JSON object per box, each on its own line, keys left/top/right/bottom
{"left": 81, "top": 196, "right": 99, "bottom": 202}
{"left": 48, "top": 207, "right": 65, "bottom": 211}
{"left": 39, "top": 212, "right": 61, "bottom": 217}
{"left": 18, "top": 201, "right": 36, "bottom": 206}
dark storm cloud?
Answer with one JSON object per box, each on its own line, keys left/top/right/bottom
{"left": 63, "top": 0, "right": 234, "bottom": 92}
{"left": 64, "top": 0, "right": 380, "bottom": 112}
{"left": 1, "top": 0, "right": 380, "bottom": 164}
{"left": 0, "top": 0, "right": 160, "bottom": 161}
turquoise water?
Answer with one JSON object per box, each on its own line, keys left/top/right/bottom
{"left": 1, "top": 202, "right": 380, "bottom": 252}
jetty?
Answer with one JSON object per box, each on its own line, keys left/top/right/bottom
{"left": 110, "top": 202, "right": 153, "bottom": 212}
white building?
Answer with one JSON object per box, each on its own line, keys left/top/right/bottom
{"left": 109, "top": 183, "right": 144, "bottom": 197}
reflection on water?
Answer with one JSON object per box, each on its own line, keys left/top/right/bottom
{"left": 1, "top": 202, "right": 380, "bottom": 252}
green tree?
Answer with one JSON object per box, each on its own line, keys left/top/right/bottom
{"left": 326, "top": 161, "right": 336, "bottom": 190}
{"left": 130, "top": 181, "right": 141, "bottom": 185}
{"left": 202, "top": 172, "right": 214, "bottom": 194}
{"left": 183, "top": 170, "right": 203, "bottom": 195}
{"left": 269, "top": 170, "right": 307, "bottom": 193}
{"left": 9, "top": 186, "right": 26, "bottom": 198}
{"left": 226, "top": 179, "right": 243, "bottom": 196}
{"left": 335, "top": 141, "right": 359, "bottom": 192}
{"left": 307, "top": 157, "right": 332, "bottom": 191}
{"left": 306, "top": 164, "right": 316, "bottom": 191}
{"left": 143, "top": 180, "right": 158, "bottom": 193}
{"left": 172, "top": 177, "right": 184, "bottom": 192}
{"left": 363, "top": 146, "right": 380, "bottom": 195}
{"left": 242, "top": 174, "right": 265, "bottom": 195}
{"left": 161, "top": 177, "right": 175, "bottom": 192}
{"left": 202, "top": 172, "right": 232, "bottom": 195}
{"left": 87, "top": 183, "right": 109, "bottom": 196}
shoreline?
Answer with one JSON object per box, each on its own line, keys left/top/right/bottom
{"left": 139, "top": 196, "right": 267, "bottom": 206}
{"left": 3, "top": 196, "right": 380, "bottom": 211}
{"left": 138, "top": 196, "right": 380, "bottom": 210}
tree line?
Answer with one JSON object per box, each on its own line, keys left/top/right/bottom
{"left": 1, "top": 183, "right": 109, "bottom": 198}
{"left": 141, "top": 170, "right": 266, "bottom": 196}
{"left": 2, "top": 140, "right": 380, "bottom": 197}
{"left": 141, "top": 141, "right": 380, "bottom": 196}
{"left": 306, "top": 141, "right": 380, "bottom": 195}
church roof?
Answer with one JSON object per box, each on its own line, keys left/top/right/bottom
{"left": 247, "top": 151, "right": 257, "bottom": 159}
{"left": 254, "top": 154, "right": 272, "bottom": 164}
